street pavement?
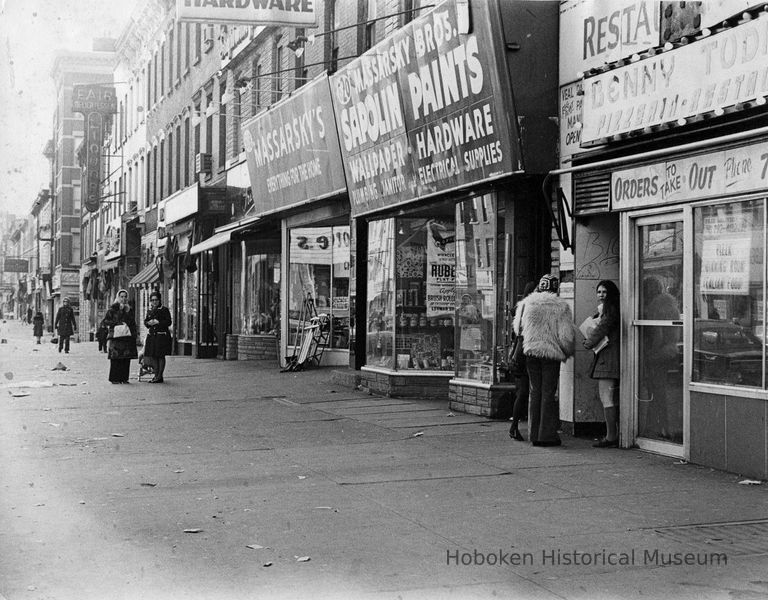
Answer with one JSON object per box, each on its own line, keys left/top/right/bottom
{"left": 1, "top": 317, "right": 767, "bottom": 600}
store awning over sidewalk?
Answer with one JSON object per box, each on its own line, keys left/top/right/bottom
{"left": 190, "top": 215, "right": 261, "bottom": 255}
{"left": 128, "top": 262, "right": 159, "bottom": 288}
{"left": 190, "top": 230, "right": 232, "bottom": 255}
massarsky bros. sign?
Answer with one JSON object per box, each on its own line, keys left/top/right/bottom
{"left": 176, "top": 0, "right": 317, "bottom": 26}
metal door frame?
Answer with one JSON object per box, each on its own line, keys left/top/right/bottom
{"left": 621, "top": 208, "right": 691, "bottom": 460}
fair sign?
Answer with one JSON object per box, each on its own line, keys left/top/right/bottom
{"left": 329, "top": 0, "right": 519, "bottom": 217}
{"left": 583, "top": 17, "right": 768, "bottom": 144}
{"left": 176, "top": 0, "right": 317, "bottom": 27}
{"left": 611, "top": 139, "right": 768, "bottom": 210}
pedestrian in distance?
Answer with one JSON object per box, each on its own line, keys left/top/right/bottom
{"left": 32, "top": 311, "right": 44, "bottom": 344}
{"left": 103, "top": 289, "right": 138, "bottom": 384}
{"left": 508, "top": 280, "right": 537, "bottom": 442}
{"left": 583, "top": 280, "right": 621, "bottom": 448}
{"left": 513, "top": 274, "right": 576, "bottom": 447}
{"left": 54, "top": 297, "right": 77, "bottom": 353}
{"left": 26, "top": 307, "right": 33, "bottom": 325}
{"left": 96, "top": 319, "right": 109, "bottom": 353}
{"left": 143, "top": 290, "right": 172, "bottom": 383}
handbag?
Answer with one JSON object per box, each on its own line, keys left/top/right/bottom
{"left": 509, "top": 334, "right": 526, "bottom": 375}
{"left": 112, "top": 323, "right": 132, "bottom": 339}
{"left": 509, "top": 304, "right": 526, "bottom": 375}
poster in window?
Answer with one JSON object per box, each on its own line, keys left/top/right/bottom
{"left": 425, "top": 219, "right": 455, "bottom": 317}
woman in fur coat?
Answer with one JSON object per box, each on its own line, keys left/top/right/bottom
{"left": 513, "top": 274, "right": 576, "bottom": 446}
{"left": 102, "top": 289, "right": 138, "bottom": 384}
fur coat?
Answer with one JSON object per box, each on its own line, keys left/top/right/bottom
{"left": 513, "top": 291, "right": 576, "bottom": 362}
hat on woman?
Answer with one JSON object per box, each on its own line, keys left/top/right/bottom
{"left": 538, "top": 274, "right": 559, "bottom": 293}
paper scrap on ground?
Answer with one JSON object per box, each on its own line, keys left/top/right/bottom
{"left": 295, "top": 556, "right": 311, "bottom": 562}
{"left": 8, "top": 390, "right": 30, "bottom": 397}
{"left": 2, "top": 380, "right": 54, "bottom": 389}
{"left": 183, "top": 528, "right": 203, "bottom": 533}
{"left": 738, "top": 479, "right": 763, "bottom": 485}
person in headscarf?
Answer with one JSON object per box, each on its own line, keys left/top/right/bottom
{"left": 102, "top": 289, "right": 138, "bottom": 383}
{"left": 513, "top": 274, "right": 576, "bottom": 447}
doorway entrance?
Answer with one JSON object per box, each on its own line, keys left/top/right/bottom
{"left": 626, "top": 212, "right": 687, "bottom": 457}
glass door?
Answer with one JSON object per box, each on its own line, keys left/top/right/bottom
{"left": 630, "top": 213, "right": 686, "bottom": 456}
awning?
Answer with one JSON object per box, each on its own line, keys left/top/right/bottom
{"left": 189, "top": 215, "right": 261, "bottom": 255}
{"left": 128, "top": 262, "right": 160, "bottom": 288}
{"left": 190, "top": 230, "right": 232, "bottom": 255}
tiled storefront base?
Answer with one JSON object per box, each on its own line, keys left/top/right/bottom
{"left": 448, "top": 380, "right": 516, "bottom": 418}
{"left": 237, "top": 334, "right": 278, "bottom": 361}
{"left": 689, "top": 388, "right": 768, "bottom": 480}
{"left": 225, "top": 334, "right": 238, "bottom": 360}
{"left": 360, "top": 368, "right": 452, "bottom": 400}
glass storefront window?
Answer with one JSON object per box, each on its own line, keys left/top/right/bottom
{"left": 693, "top": 199, "right": 765, "bottom": 388}
{"left": 176, "top": 266, "right": 198, "bottom": 342}
{"left": 288, "top": 226, "right": 351, "bottom": 350}
{"left": 455, "top": 195, "right": 496, "bottom": 383}
{"left": 366, "top": 219, "right": 395, "bottom": 368}
{"left": 243, "top": 252, "right": 280, "bottom": 335}
{"left": 394, "top": 217, "right": 455, "bottom": 371}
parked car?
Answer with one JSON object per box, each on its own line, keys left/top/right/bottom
{"left": 693, "top": 319, "right": 763, "bottom": 386}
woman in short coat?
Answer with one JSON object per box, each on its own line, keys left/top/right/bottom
{"left": 583, "top": 280, "right": 621, "bottom": 447}
{"left": 32, "top": 311, "right": 44, "bottom": 344}
{"left": 143, "top": 290, "right": 172, "bottom": 383}
{"left": 102, "top": 289, "right": 138, "bottom": 384}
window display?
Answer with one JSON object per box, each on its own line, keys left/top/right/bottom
{"left": 176, "top": 265, "right": 198, "bottom": 342}
{"left": 693, "top": 199, "right": 765, "bottom": 388}
{"left": 243, "top": 253, "right": 280, "bottom": 335}
{"left": 288, "top": 226, "right": 350, "bottom": 350}
{"left": 455, "top": 195, "right": 496, "bottom": 383}
{"left": 366, "top": 219, "right": 395, "bottom": 368}
{"left": 394, "top": 218, "right": 455, "bottom": 371}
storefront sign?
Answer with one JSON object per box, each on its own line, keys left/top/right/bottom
{"left": 0, "top": 258, "right": 29, "bottom": 272}
{"left": 700, "top": 215, "right": 754, "bottom": 295}
{"left": 612, "top": 139, "right": 768, "bottom": 210}
{"left": 425, "top": 219, "right": 455, "bottom": 317}
{"left": 560, "top": 81, "right": 584, "bottom": 158}
{"left": 164, "top": 184, "right": 200, "bottom": 224}
{"left": 584, "top": 18, "right": 768, "bottom": 144}
{"left": 104, "top": 217, "right": 122, "bottom": 261}
{"left": 330, "top": 0, "right": 518, "bottom": 217}
{"left": 242, "top": 75, "right": 346, "bottom": 217}
{"left": 72, "top": 85, "right": 117, "bottom": 213}
{"left": 176, "top": 0, "right": 317, "bottom": 27}
{"left": 289, "top": 227, "right": 350, "bottom": 265}
{"left": 559, "top": 0, "right": 660, "bottom": 85}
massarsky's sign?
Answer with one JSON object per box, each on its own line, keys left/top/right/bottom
{"left": 176, "top": 0, "right": 317, "bottom": 27}
{"left": 329, "top": 0, "right": 520, "bottom": 217}
{"left": 241, "top": 74, "right": 346, "bottom": 217}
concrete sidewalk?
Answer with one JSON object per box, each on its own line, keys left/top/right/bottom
{"left": 0, "top": 317, "right": 767, "bottom": 600}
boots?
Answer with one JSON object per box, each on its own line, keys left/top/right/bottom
{"left": 509, "top": 418, "right": 524, "bottom": 441}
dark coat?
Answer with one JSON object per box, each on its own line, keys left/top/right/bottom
{"left": 102, "top": 303, "right": 138, "bottom": 360}
{"left": 55, "top": 305, "right": 77, "bottom": 337}
{"left": 33, "top": 314, "right": 44, "bottom": 337}
{"left": 585, "top": 307, "right": 620, "bottom": 380}
{"left": 144, "top": 305, "right": 173, "bottom": 357}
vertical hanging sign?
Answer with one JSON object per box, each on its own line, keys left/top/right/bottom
{"left": 72, "top": 85, "right": 117, "bottom": 213}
